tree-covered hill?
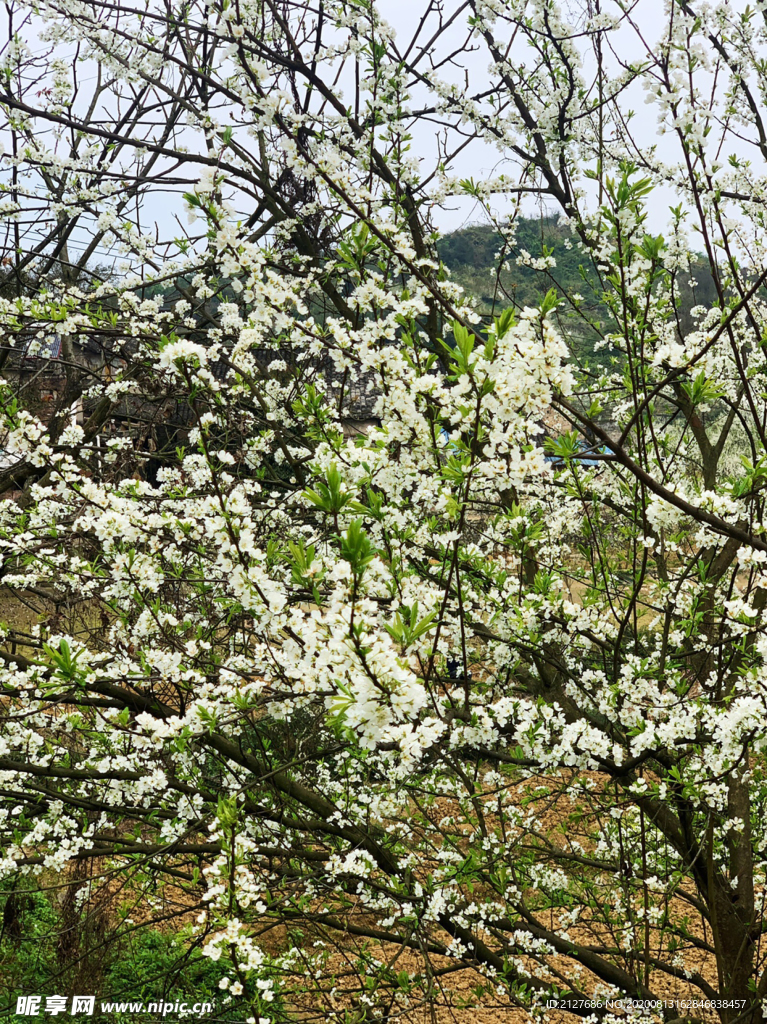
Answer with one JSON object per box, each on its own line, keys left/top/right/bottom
{"left": 437, "top": 218, "right": 720, "bottom": 365}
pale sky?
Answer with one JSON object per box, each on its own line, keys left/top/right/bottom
{"left": 3, "top": 0, "right": 759, "bottom": 272}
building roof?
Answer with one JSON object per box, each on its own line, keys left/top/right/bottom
{"left": 23, "top": 334, "right": 62, "bottom": 359}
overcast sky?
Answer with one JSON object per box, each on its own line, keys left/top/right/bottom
{"left": 5, "top": 0, "right": 760, "bottom": 273}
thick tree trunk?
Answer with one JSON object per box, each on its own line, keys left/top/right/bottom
{"left": 711, "top": 776, "right": 758, "bottom": 1024}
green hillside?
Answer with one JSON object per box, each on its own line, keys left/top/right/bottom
{"left": 437, "top": 218, "right": 718, "bottom": 367}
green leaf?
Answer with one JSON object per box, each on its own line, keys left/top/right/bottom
{"left": 680, "top": 371, "right": 726, "bottom": 407}
{"left": 540, "top": 288, "right": 559, "bottom": 315}
{"left": 340, "top": 519, "right": 375, "bottom": 574}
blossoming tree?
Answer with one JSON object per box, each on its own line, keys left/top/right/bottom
{"left": 3, "top": 0, "right": 767, "bottom": 1020}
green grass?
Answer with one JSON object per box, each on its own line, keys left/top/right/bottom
{"left": 0, "top": 887, "right": 269, "bottom": 1022}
